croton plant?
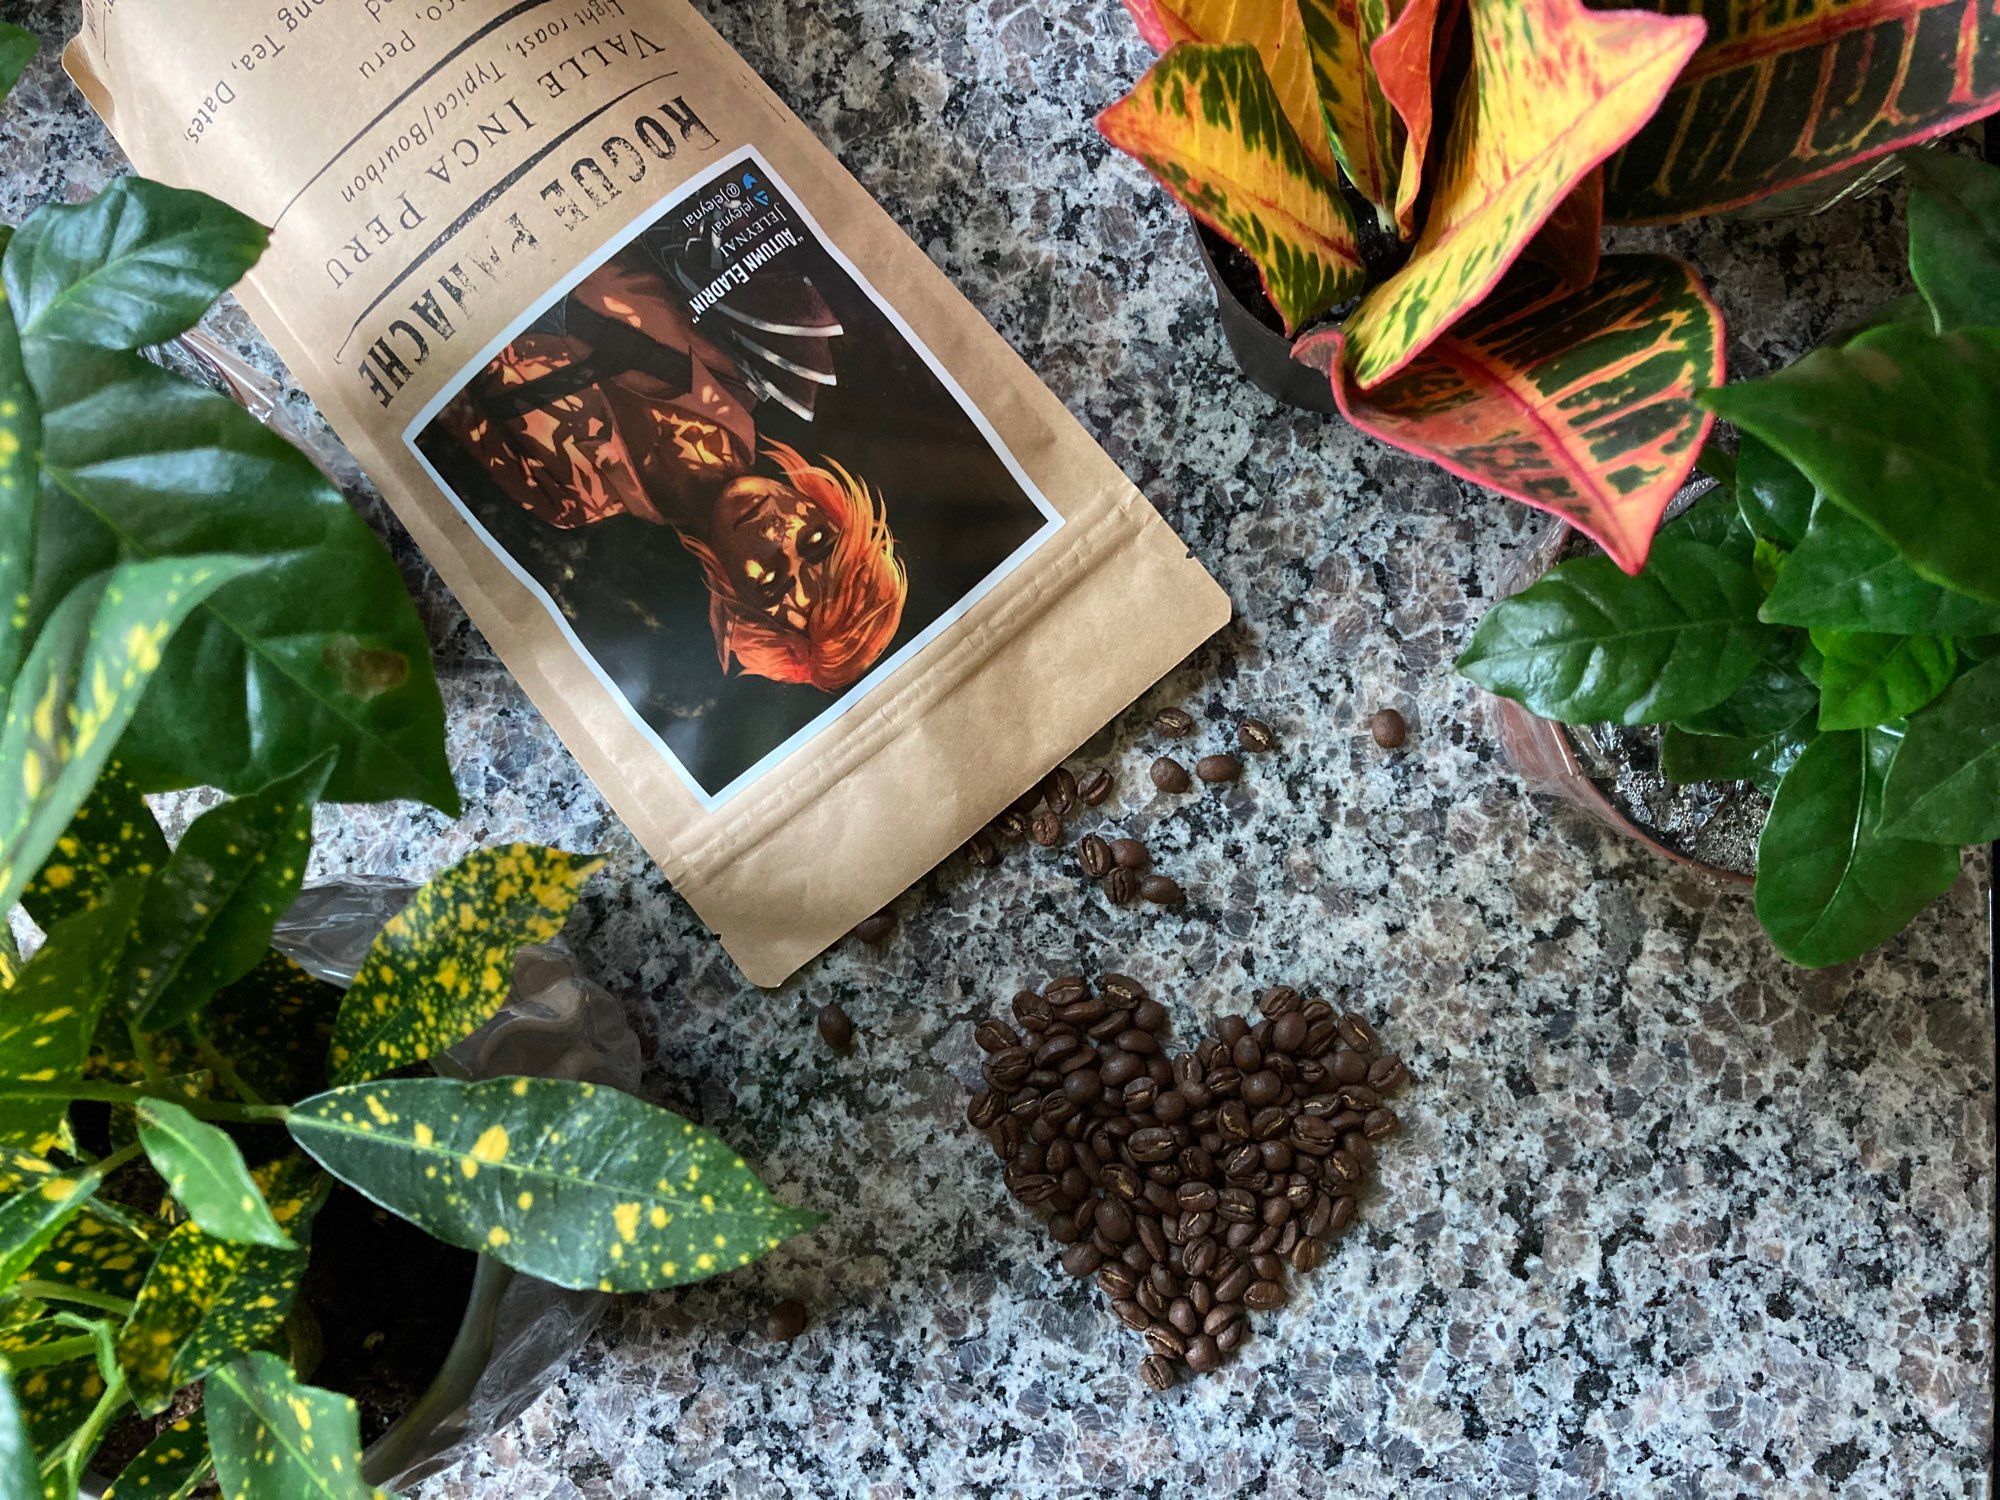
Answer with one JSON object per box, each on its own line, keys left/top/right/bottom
{"left": 0, "top": 24, "right": 813, "bottom": 1497}
{"left": 1460, "top": 149, "right": 2000, "bottom": 968}
{"left": 1098, "top": 0, "right": 2000, "bottom": 575}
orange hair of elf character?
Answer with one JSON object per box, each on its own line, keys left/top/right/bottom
{"left": 682, "top": 441, "right": 908, "bottom": 692}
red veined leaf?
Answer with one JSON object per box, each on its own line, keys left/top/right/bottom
{"left": 1117, "top": 0, "right": 1345, "bottom": 180}
{"left": 1371, "top": 0, "right": 1456, "bottom": 237}
{"left": 1525, "top": 167, "right": 1605, "bottom": 293}
{"left": 1605, "top": 0, "right": 2000, "bottom": 223}
{"left": 1339, "top": 0, "right": 1706, "bottom": 388}
{"left": 1099, "top": 43, "right": 1367, "bottom": 333}
{"left": 1296, "top": 254, "right": 1723, "bottom": 573}
{"left": 1300, "top": 0, "right": 1403, "bottom": 214}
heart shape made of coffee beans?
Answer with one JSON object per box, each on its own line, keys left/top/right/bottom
{"left": 967, "top": 974, "right": 1408, "bottom": 1389}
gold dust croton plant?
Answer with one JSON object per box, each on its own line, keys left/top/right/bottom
{"left": 0, "top": 25, "right": 814, "bottom": 1499}
{"left": 1097, "top": 0, "right": 2000, "bottom": 574}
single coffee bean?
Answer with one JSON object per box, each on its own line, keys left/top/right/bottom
{"left": 1291, "top": 1238, "right": 1322, "bottom": 1274}
{"left": 1196, "top": 753, "right": 1242, "bottom": 784}
{"left": 1103, "top": 867, "right": 1140, "bottom": 906}
{"left": 975, "top": 1019, "right": 1019, "bottom": 1054}
{"left": 1238, "top": 717, "right": 1277, "bottom": 753}
{"left": 1062, "top": 1242, "right": 1104, "bottom": 1278}
{"left": 1217, "top": 1189, "right": 1258, "bottom": 1226}
{"left": 1114, "top": 1299, "right": 1152, "bottom": 1333}
{"left": 1364, "top": 1107, "right": 1401, "bottom": 1140}
{"left": 993, "top": 808, "right": 1030, "bottom": 841}
{"left": 852, "top": 909, "right": 897, "bottom": 945}
{"left": 964, "top": 829, "right": 1001, "bottom": 867}
{"left": 1330, "top": 1048, "right": 1369, "bottom": 1085}
{"left": 1250, "top": 1107, "right": 1289, "bottom": 1141}
{"left": 1110, "top": 838, "right": 1152, "bottom": 872}
{"left": 1140, "top": 1354, "right": 1178, "bottom": 1392}
{"left": 1137, "top": 1216, "right": 1169, "bottom": 1265}
{"left": 1168, "top": 1296, "right": 1200, "bottom": 1337}
{"left": 1135, "top": 1276, "right": 1164, "bottom": 1312}
{"left": 767, "top": 1298, "right": 809, "bottom": 1341}
{"left": 1216, "top": 1320, "right": 1248, "bottom": 1355}
{"left": 1250, "top": 1252, "right": 1285, "bottom": 1283}
{"left": 1044, "top": 766, "right": 1079, "bottom": 815}
{"left": 1077, "top": 833, "right": 1113, "bottom": 878}
{"left": 1182, "top": 1236, "right": 1218, "bottom": 1278}
{"left": 1328, "top": 1196, "right": 1357, "bottom": 1234}
{"left": 1154, "top": 707, "right": 1196, "bottom": 738}
{"left": 1245, "top": 1278, "right": 1288, "bottom": 1312}
{"left": 1150, "top": 757, "right": 1192, "bottom": 794}
{"left": 1078, "top": 767, "right": 1114, "bottom": 807}
{"left": 1339, "top": 1013, "right": 1380, "bottom": 1051}
{"left": 1370, "top": 708, "right": 1408, "bottom": 749}
{"left": 1095, "top": 1198, "right": 1135, "bottom": 1243}
{"left": 1270, "top": 1012, "right": 1308, "bottom": 1054}
{"left": 1184, "top": 1335, "right": 1222, "bottom": 1374}
{"left": 1241, "top": 1070, "right": 1282, "bottom": 1108}
{"left": 1222, "top": 1144, "right": 1260, "bottom": 1180}
{"left": 1103, "top": 1164, "right": 1143, "bottom": 1201}
{"left": 1062, "top": 1069, "right": 1103, "bottom": 1105}
{"left": 1140, "top": 875, "right": 1185, "bottom": 906}
{"left": 1202, "top": 1302, "right": 1242, "bottom": 1339}
{"left": 1145, "top": 1324, "right": 1186, "bottom": 1361}
{"left": 816, "top": 1002, "right": 856, "bottom": 1052}
{"left": 1030, "top": 810, "right": 1064, "bottom": 847}
{"left": 1370, "top": 1056, "right": 1412, "bottom": 1094}
{"left": 1099, "top": 1263, "right": 1139, "bottom": 1299}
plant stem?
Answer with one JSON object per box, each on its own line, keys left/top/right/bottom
{"left": 127, "top": 1021, "right": 169, "bottom": 1091}
{"left": 0, "top": 1080, "right": 288, "bottom": 1125}
{"left": 11, "top": 1281, "right": 135, "bottom": 1317}
{"left": 195, "top": 1030, "right": 269, "bottom": 1107}
{"left": 41, "top": 1367, "right": 128, "bottom": 1487}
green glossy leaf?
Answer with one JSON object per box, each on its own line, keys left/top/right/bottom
{"left": 0, "top": 881, "right": 141, "bottom": 1151}
{"left": 289, "top": 1077, "right": 821, "bottom": 1293}
{"left": 27, "top": 1209, "right": 157, "bottom": 1305}
{"left": 0, "top": 555, "right": 255, "bottom": 914}
{"left": 1661, "top": 722, "right": 1811, "bottom": 795}
{"left": 116, "top": 1221, "right": 306, "bottom": 1415}
{"left": 27, "top": 346, "right": 455, "bottom": 812}
{"left": 21, "top": 761, "right": 167, "bottom": 929}
{"left": 0, "top": 23, "right": 35, "bottom": 109}
{"left": 328, "top": 845, "right": 603, "bottom": 1086}
{"left": 134, "top": 1101, "right": 291, "bottom": 1250}
{"left": 1733, "top": 434, "right": 1812, "bottom": 550}
{"left": 126, "top": 753, "right": 331, "bottom": 1029}
{"left": 1904, "top": 150, "right": 2000, "bottom": 333}
{"left": 0, "top": 1155, "right": 115, "bottom": 1287}
{"left": 103, "top": 1417, "right": 210, "bottom": 1500}
{"left": 203, "top": 953, "right": 343, "bottom": 1104}
{"left": 3, "top": 179, "right": 265, "bottom": 352}
{"left": 1673, "top": 644, "right": 1817, "bottom": 739}
{"left": 1755, "top": 727, "right": 1961, "bottom": 966}
{"left": 1809, "top": 629, "right": 1955, "bottom": 731}
{"left": 1763, "top": 501, "right": 2000, "bottom": 635}
{"left": 1880, "top": 654, "right": 2000, "bottom": 843}
{"left": 206, "top": 1353, "right": 375, "bottom": 1500}
{"left": 1660, "top": 489, "right": 1752, "bottom": 558}
{"left": 1457, "top": 537, "right": 1771, "bottom": 724}
{"left": 0, "top": 1362, "right": 35, "bottom": 1500}
{"left": 1704, "top": 325, "right": 2000, "bottom": 604}
{"left": 0, "top": 229, "right": 35, "bottom": 692}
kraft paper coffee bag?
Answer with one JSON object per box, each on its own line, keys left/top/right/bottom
{"left": 65, "top": 0, "right": 1230, "bottom": 986}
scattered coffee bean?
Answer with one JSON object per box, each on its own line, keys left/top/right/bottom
{"left": 767, "top": 1298, "right": 809, "bottom": 1341}
{"left": 816, "top": 1001, "right": 855, "bottom": 1052}
{"left": 851, "top": 910, "right": 897, "bottom": 946}
{"left": 1140, "top": 1353, "right": 1179, "bottom": 1391}
{"left": 1044, "top": 766, "right": 1079, "bottom": 815}
{"left": 1196, "top": 753, "right": 1242, "bottom": 784}
{"left": 1140, "top": 875, "right": 1185, "bottom": 906}
{"left": 1078, "top": 833, "right": 1114, "bottom": 878}
{"left": 964, "top": 829, "right": 1000, "bottom": 867}
{"left": 1150, "top": 757, "right": 1192, "bottom": 793}
{"left": 992, "top": 808, "right": 1030, "bottom": 840}
{"left": 1154, "top": 707, "right": 1196, "bottom": 738}
{"left": 1370, "top": 708, "right": 1408, "bottom": 749}
{"left": 1029, "top": 810, "right": 1064, "bottom": 848}
{"left": 1238, "top": 718, "right": 1277, "bottom": 753}
{"left": 1110, "top": 838, "right": 1151, "bottom": 872}
{"left": 1104, "top": 867, "right": 1140, "bottom": 906}
{"left": 1077, "top": 766, "right": 1115, "bottom": 807}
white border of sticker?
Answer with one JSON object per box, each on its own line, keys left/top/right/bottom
{"left": 403, "top": 144, "right": 1063, "bottom": 811}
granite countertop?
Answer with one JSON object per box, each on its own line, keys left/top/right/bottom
{"left": 3, "top": 2, "right": 1993, "bottom": 1495}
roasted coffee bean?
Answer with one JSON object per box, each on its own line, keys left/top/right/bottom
{"left": 1196, "top": 753, "right": 1242, "bottom": 784}
{"left": 1062, "top": 1242, "right": 1104, "bottom": 1278}
{"left": 1291, "top": 1115, "right": 1336, "bottom": 1154}
{"left": 1177, "top": 1181, "right": 1219, "bottom": 1213}
{"left": 1114, "top": 1299, "right": 1152, "bottom": 1333}
{"left": 1181, "top": 1209, "right": 1216, "bottom": 1239}
{"left": 1104, "top": 867, "right": 1140, "bottom": 906}
{"left": 1145, "top": 1261, "right": 1180, "bottom": 1301}
{"left": 965, "top": 829, "right": 1000, "bottom": 867}
{"left": 1344, "top": 1134, "right": 1377, "bottom": 1172}
{"left": 1041, "top": 1093, "right": 1080, "bottom": 1127}
{"left": 1365, "top": 1107, "right": 1401, "bottom": 1140}
{"left": 1241, "top": 1070, "right": 1282, "bottom": 1107}
{"left": 1078, "top": 767, "right": 1115, "bottom": 807}
{"left": 1168, "top": 1296, "right": 1200, "bottom": 1337}
{"left": 1137, "top": 1216, "right": 1169, "bottom": 1264}
{"left": 1214, "top": 1100, "right": 1250, "bottom": 1141}
{"left": 1216, "top": 1320, "right": 1248, "bottom": 1355}
{"left": 1015, "top": 1174, "right": 1059, "bottom": 1205}
{"left": 1094, "top": 1199, "right": 1135, "bottom": 1243}
{"left": 1044, "top": 766, "right": 1079, "bottom": 815}
{"left": 1260, "top": 1195, "right": 1291, "bottom": 1227}
{"left": 1206, "top": 1066, "right": 1243, "bottom": 1099}
{"left": 1044, "top": 976, "right": 1089, "bottom": 1007}
{"left": 1339, "top": 1013, "right": 1380, "bottom": 1052}
{"left": 1216, "top": 1014, "right": 1249, "bottom": 1046}
{"left": 1135, "top": 1277, "right": 1165, "bottom": 1313}
{"left": 1245, "top": 1279, "right": 1287, "bottom": 1312}
{"left": 1224, "top": 1220, "right": 1257, "bottom": 1250}
{"left": 1100, "top": 1051, "right": 1143, "bottom": 1088}
{"left": 1012, "top": 989, "right": 1048, "bottom": 1026}
{"left": 1145, "top": 1323, "right": 1186, "bottom": 1361}
{"left": 1249, "top": 1252, "right": 1285, "bottom": 1283}
{"left": 1150, "top": 757, "right": 1192, "bottom": 793}
{"left": 1222, "top": 1144, "right": 1261, "bottom": 1180}
{"left": 1250, "top": 1107, "right": 1289, "bottom": 1141}
{"left": 767, "top": 1298, "right": 809, "bottom": 1341}
{"left": 1330, "top": 1047, "right": 1369, "bottom": 1084}
{"left": 852, "top": 910, "right": 897, "bottom": 945}
{"left": 975, "top": 1019, "right": 1019, "bottom": 1053}
{"left": 1030, "top": 811, "right": 1065, "bottom": 847}
{"left": 1328, "top": 1196, "right": 1357, "bottom": 1234}
{"left": 1049, "top": 1212, "right": 1080, "bottom": 1246}
{"left": 1230, "top": 1035, "right": 1261, "bottom": 1072}
{"left": 1034, "top": 1033, "right": 1081, "bottom": 1068}
{"left": 1259, "top": 1140, "right": 1293, "bottom": 1173}
{"left": 1270, "top": 1012, "right": 1308, "bottom": 1054}
{"left": 1103, "top": 1163, "right": 1142, "bottom": 1201}
{"left": 1238, "top": 717, "right": 1277, "bottom": 753}
{"left": 1077, "top": 833, "right": 1114, "bottom": 878}
{"left": 1154, "top": 707, "right": 1196, "bottom": 738}
{"left": 816, "top": 1001, "right": 856, "bottom": 1052}
{"left": 1110, "top": 838, "right": 1152, "bottom": 871}
{"left": 1140, "top": 1354, "right": 1179, "bottom": 1392}
{"left": 966, "top": 1090, "right": 1001, "bottom": 1129}
{"left": 1046, "top": 1139, "right": 1075, "bottom": 1175}
{"left": 1182, "top": 1236, "right": 1218, "bottom": 1278}
{"left": 1217, "top": 1189, "right": 1258, "bottom": 1225}
{"left": 1370, "top": 707, "right": 1408, "bottom": 749}
{"left": 1248, "top": 1223, "right": 1282, "bottom": 1254}
{"left": 1291, "top": 1238, "right": 1322, "bottom": 1274}
{"left": 1337, "top": 1085, "right": 1381, "bottom": 1111}
{"left": 1140, "top": 875, "right": 1185, "bottom": 906}
{"left": 1184, "top": 1335, "right": 1222, "bottom": 1374}
{"left": 1303, "top": 1198, "right": 1332, "bottom": 1238}
{"left": 1098, "top": 1262, "right": 1138, "bottom": 1297}
{"left": 993, "top": 808, "right": 1030, "bottom": 840}
{"left": 1369, "top": 1056, "right": 1412, "bottom": 1094}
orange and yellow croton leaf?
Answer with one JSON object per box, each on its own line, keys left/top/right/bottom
{"left": 1339, "top": 0, "right": 1705, "bottom": 389}
{"left": 1298, "top": 0, "right": 1403, "bottom": 216}
{"left": 1606, "top": 0, "right": 2000, "bottom": 223}
{"left": 1296, "top": 255, "right": 1723, "bottom": 574}
{"left": 1370, "top": 0, "right": 1454, "bottom": 237}
{"left": 1118, "top": 0, "right": 1344, "bottom": 180}
{"left": 1524, "top": 167, "right": 1604, "bottom": 294}
{"left": 1099, "top": 43, "right": 1367, "bottom": 333}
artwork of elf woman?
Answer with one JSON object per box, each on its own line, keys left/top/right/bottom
{"left": 435, "top": 242, "right": 909, "bottom": 694}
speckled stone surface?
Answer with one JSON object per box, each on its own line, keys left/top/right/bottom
{"left": 3, "top": 4, "right": 1994, "bottom": 1495}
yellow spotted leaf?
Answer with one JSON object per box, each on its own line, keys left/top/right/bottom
{"left": 0, "top": 1154, "right": 116, "bottom": 1288}
{"left": 1299, "top": 0, "right": 1400, "bottom": 215}
{"left": 115, "top": 1221, "right": 306, "bottom": 1415}
{"left": 0, "top": 1361, "right": 36, "bottom": 1498}
{"left": 4, "top": 1349, "right": 105, "bottom": 1463}
{"left": 1098, "top": 43, "right": 1367, "bottom": 334}
{"left": 205, "top": 1352, "right": 378, "bottom": 1500}
{"left": 27, "top": 1207, "right": 158, "bottom": 1305}
{"left": 21, "top": 759, "right": 168, "bottom": 930}
{"left": 1298, "top": 255, "right": 1723, "bottom": 573}
{"left": 288, "top": 1077, "right": 822, "bottom": 1294}
{"left": 133, "top": 1100, "right": 292, "bottom": 1250}
{"left": 0, "top": 554, "right": 259, "bottom": 915}
{"left": 103, "top": 1417, "right": 210, "bottom": 1500}
{"left": 0, "top": 235, "right": 35, "bottom": 692}
{"left": 327, "top": 845, "right": 604, "bottom": 1086}
{"left": 0, "top": 879, "right": 142, "bottom": 1151}
{"left": 1339, "top": 0, "right": 1705, "bottom": 387}
{"left": 204, "top": 953, "right": 343, "bottom": 1104}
